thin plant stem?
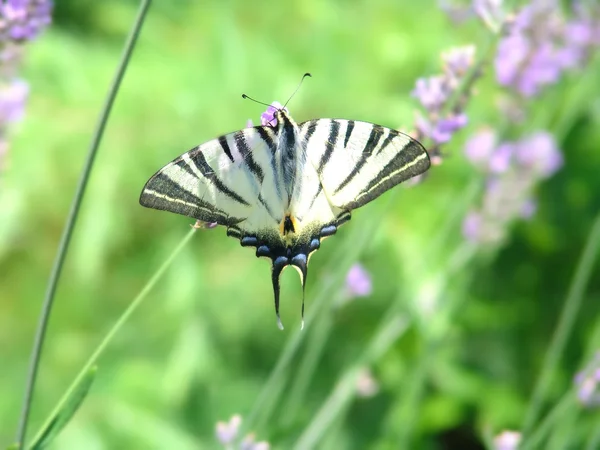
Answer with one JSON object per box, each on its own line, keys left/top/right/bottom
{"left": 282, "top": 305, "right": 334, "bottom": 425}
{"left": 293, "top": 313, "right": 410, "bottom": 449}
{"left": 29, "top": 228, "right": 196, "bottom": 445}
{"left": 520, "top": 392, "right": 574, "bottom": 450}
{"left": 396, "top": 241, "right": 476, "bottom": 448}
{"left": 15, "top": 1, "right": 153, "bottom": 446}
{"left": 522, "top": 211, "right": 600, "bottom": 435}
{"left": 584, "top": 414, "right": 600, "bottom": 450}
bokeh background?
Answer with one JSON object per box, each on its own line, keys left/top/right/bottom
{"left": 1, "top": 0, "right": 600, "bottom": 448}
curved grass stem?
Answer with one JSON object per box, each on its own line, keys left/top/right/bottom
{"left": 15, "top": 1, "right": 153, "bottom": 446}
{"left": 29, "top": 228, "right": 196, "bottom": 446}
{"left": 522, "top": 211, "right": 600, "bottom": 435}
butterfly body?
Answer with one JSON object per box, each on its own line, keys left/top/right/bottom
{"left": 140, "top": 108, "right": 430, "bottom": 328}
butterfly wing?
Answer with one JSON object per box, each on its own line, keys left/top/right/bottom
{"left": 140, "top": 126, "right": 285, "bottom": 235}
{"left": 298, "top": 119, "right": 430, "bottom": 211}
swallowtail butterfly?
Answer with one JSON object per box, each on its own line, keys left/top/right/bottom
{"left": 140, "top": 95, "right": 430, "bottom": 329}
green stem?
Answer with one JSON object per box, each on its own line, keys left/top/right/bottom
{"left": 522, "top": 211, "right": 600, "bottom": 435}
{"left": 282, "top": 307, "right": 334, "bottom": 425}
{"left": 28, "top": 228, "right": 196, "bottom": 446}
{"left": 520, "top": 392, "right": 574, "bottom": 450}
{"left": 15, "top": 1, "right": 152, "bottom": 447}
{"left": 293, "top": 313, "right": 410, "bottom": 449}
{"left": 584, "top": 414, "right": 600, "bottom": 450}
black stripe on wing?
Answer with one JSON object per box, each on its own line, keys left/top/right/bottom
{"left": 345, "top": 138, "right": 430, "bottom": 210}
{"left": 140, "top": 173, "right": 241, "bottom": 225}
{"left": 235, "top": 131, "right": 265, "bottom": 184}
{"left": 343, "top": 120, "right": 354, "bottom": 148}
{"left": 317, "top": 120, "right": 340, "bottom": 174}
{"left": 218, "top": 136, "right": 235, "bottom": 162}
{"left": 188, "top": 151, "right": 251, "bottom": 206}
{"left": 175, "top": 158, "right": 198, "bottom": 178}
{"left": 333, "top": 125, "right": 384, "bottom": 194}
{"left": 377, "top": 130, "right": 395, "bottom": 155}
{"left": 255, "top": 126, "right": 282, "bottom": 200}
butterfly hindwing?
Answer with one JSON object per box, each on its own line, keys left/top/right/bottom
{"left": 298, "top": 119, "right": 430, "bottom": 211}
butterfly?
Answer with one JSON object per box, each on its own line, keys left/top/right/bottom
{"left": 140, "top": 100, "right": 430, "bottom": 329}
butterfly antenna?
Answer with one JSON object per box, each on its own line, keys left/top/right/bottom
{"left": 283, "top": 73, "right": 312, "bottom": 110}
{"left": 241, "top": 94, "right": 272, "bottom": 108}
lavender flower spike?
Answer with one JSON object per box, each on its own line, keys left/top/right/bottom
{"left": 411, "top": 75, "right": 449, "bottom": 112}
{"left": 0, "top": 78, "right": 28, "bottom": 124}
{"left": 0, "top": 0, "right": 53, "bottom": 43}
{"left": 412, "top": 44, "right": 477, "bottom": 161}
{"left": 514, "top": 131, "right": 563, "bottom": 177}
{"left": 442, "top": 45, "right": 476, "bottom": 82}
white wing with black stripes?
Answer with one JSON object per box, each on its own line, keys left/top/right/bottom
{"left": 140, "top": 108, "right": 430, "bottom": 329}
{"left": 298, "top": 119, "right": 429, "bottom": 210}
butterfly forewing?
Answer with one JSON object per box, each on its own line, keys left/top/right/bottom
{"left": 298, "top": 119, "right": 430, "bottom": 211}
{"left": 140, "top": 126, "right": 283, "bottom": 229}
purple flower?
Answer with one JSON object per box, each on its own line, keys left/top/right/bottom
{"left": 416, "top": 113, "right": 468, "bottom": 145}
{"left": 517, "top": 43, "right": 562, "bottom": 97}
{"left": 558, "top": 16, "right": 598, "bottom": 69}
{"left": 462, "top": 210, "right": 483, "bottom": 242}
{"left": 462, "top": 129, "right": 563, "bottom": 245}
{"left": 411, "top": 75, "right": 449, "bottom": 111}
{"left": 514, "top": 131, "right": 563, "bottom": 177}
{"left": 489, "top": 142, "right": 514, "bottom": 173}
{"left": 411, "top": 44, "right": 479, "bottom": 162}
{"left": 565, "top": 20, "right": 595, "bottom": 46}
{"left": 0, "top": 0, "right": 53, "bottom": 42}
{"left": 0, "top": 2, "right": 52, "bottom": 175}
{"left": 442, "top": 45, "right": 476, "bottom": 80}
{"left": 495, "top": 34, "right": 531, "bottom": 87}
{"left": 574, "top": 352, "right": 600, "bottom": 407}
{"left": 494, "top": 1, "right": 600, "bottom": 98}
{"left": 465, "top": 128, "right": 497, "bottom": 165}
{"left": 260, "top": 101, "right": 287, "bottom": 127}
{"left": 519, "top": 198, "right": 537, "bottom": 219}
{"left": 437, "top": 113, "right": 468, "bottom": 136}
{"left": 345, "top": 263, "right": 372, "bottom": 297}
{"left": 0, "top": 78, "right": 28, "bottom": 123}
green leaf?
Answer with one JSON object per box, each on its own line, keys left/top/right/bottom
{"left": 6, "top": 444, "right": 20, "bottom": 450}
{"left": 29, "top": 366, "right": 97, "bottom": 450}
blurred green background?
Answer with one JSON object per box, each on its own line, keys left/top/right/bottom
{"left": 1, "top": 0, "right": 600, "bottom": 448}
